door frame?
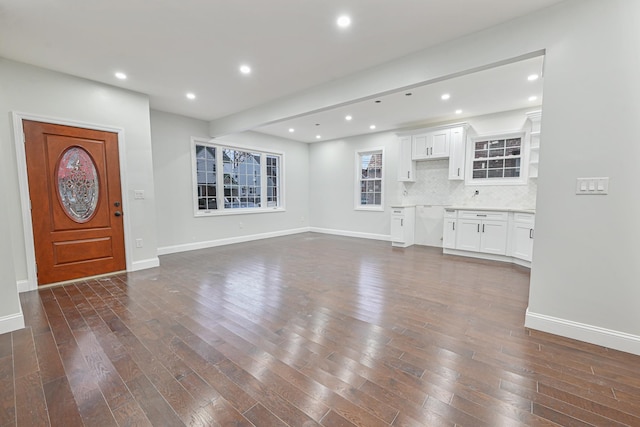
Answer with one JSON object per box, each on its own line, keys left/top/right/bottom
{"left": 12, "top": 112, "right": 133, "bottom": 292}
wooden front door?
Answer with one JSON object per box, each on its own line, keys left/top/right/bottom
{"left": 23, "top": 120, "right": 126, "bottom": 285}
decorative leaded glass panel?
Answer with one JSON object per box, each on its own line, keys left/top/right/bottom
{"left": 57, "top": 147, "right": 99, "bottom": 222}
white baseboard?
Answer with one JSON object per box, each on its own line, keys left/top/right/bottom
{"left": 157, "top": 227, "right": 311, "bottom": 256}
{"left": 131, "top": 257, "right": 160, "bottom": 271}
{"left": 525, "top": 308, "right": 640, "bottom": 356}
{"left": 17, "top": 279, "right": 33, "bottom": 293}
{"left": 443, "top": 248, "right": 531, "bottom": 268}
{"left": 0, "top": 310, "right": 25, "bottom": 334}
{"left": 309, "top": 227, "right": 390, "bottom": 242}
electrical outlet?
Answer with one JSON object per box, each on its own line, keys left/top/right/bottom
{"left": 134, "top": 190, "right": 145, "bottom": 200}
{"left": 135, "top": 238, "right": 143, "bottom": 248}
{"left": 239, "top": 221, "right": 244, "bottom": 229}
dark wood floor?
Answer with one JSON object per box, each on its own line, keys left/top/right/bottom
{"left": 2, "top": 233, "right": 640, "bottom": 426}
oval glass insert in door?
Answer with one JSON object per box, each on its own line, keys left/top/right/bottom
{"left": 57, "top": 146, "right": 99, "bottom": 223}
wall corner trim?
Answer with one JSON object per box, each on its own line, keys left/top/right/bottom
{"left": 17, "top": 280, "right": 32, "bottom": 294}
{"left": 525, "top": 308, "right": 640, "bottom": 356}
{"left": 131, "top": 257, "right": 160, "bottom": 272}
{"left": 0, "top": 310, "right": 25, "bottom": 335}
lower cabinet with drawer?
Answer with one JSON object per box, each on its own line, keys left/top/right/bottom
{"left": 456, "top": 210, "right": 508, "bottom": 255}
{"left": 443, "top": 208, "right": 534, "bottom": 267}
{"left": 390, "top": 206, "right": 415, "bottom": 248}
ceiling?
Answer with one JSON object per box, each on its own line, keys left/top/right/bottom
{"left": 257, "top": 55, "right": 545, "bottom": 143}
{"left": 0, "top": 0, "right": 561, "bottom": 140}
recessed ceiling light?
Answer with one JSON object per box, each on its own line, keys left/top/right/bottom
{"left": 455, "top": 109, "right": 463, "bottom": 114}
{"left": 316, "top": 135, "right": 321, "bottom": 139}
{"left": 115, "top": 72, "right": 127, "bottom": 80}
{"left": 369, "top": 125, "right": 376, "bottom": 130}
{"left": 337, "top": 15, "right": 351, "bottom": 28}
{"left": 186, "top": 93, "right": 196, "bottom": 100}
{"left": 441, "top": 93, "right": 451, "bottom": 100}
{"left": 529, "top": 95, "right": 538, "bottom": 101}
{"left": 288, "top": 128, "right": 294, "bottom": 133}
{"left": 239, "top": 65, "right": 251, "bottom": 75}
{"left": 528, "top": 74, "right": 540, "bottom": 81}
{"left": 345, "top": 115, "right": 352, "bottom": 121}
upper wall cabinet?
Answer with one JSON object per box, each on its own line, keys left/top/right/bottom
{"left": 448, "top": 126, "right": 466, "bottom": 180}
{"left": 412, "top": 128, "right": 450, "bottom": 160}
{"left": 397, "top": 123, "right": 467, "bottom": 182}
{"left": 397, "top": 136, "right": 416, "bottom": 182}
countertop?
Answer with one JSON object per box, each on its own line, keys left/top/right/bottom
{"left": 445, "top": 206, "right": 535, "bottom": 214}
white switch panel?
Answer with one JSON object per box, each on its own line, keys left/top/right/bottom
{"left": 134, "top": 190, "right": 145, "bottom": 200}
{"left": 576, "top": 177, "right": 609, "bottom": 195}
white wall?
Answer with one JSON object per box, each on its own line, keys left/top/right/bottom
{"left": 213, "top": 0, "right": 640, "bottom": 354}
{"left": 0, "top": 58, "right": 159, "bottom": 291}
{"left": 151, "top": 110, "right": 310, "bottom": 253}
{"left": 308, "top": 132, "right": 399, "bottom": 239}
{"left": 0, "top": 153, "right": 23, "bottom": 333}
{"left": 525, "top": 1, "right": 640, "bottom": 353}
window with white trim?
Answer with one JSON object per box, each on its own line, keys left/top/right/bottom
{"left": 193, "top": 139, "right": 283, "bottom": 215}
{"left": 468, "top": 133, "right": 526, "bottom": 185}
{"left": 355, "top": 149, "right": 384, "bottom": 210}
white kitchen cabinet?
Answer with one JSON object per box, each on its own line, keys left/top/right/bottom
{"left": 448, "top": 126, "right": 466, "bottom": 180}
{"left": 442, "top": 209, "right": 457, "bottom": 249}
{"left": 512, "top": 213, "right": 535, "bottom": 261}
{"left": 390, "top": 206, "right": 415, "bottom": 247}
{"left": 397, "top": 136, "right": 415, "bottom": 182}
{"left": 454, "top": 210, "right": 509, "bottom": 255}
{"left": 443, "top": 208, "right": 535, "bottom": 267}
{"left": 479, "top": 220, "right": 508, "bottom": 255}
{"left": 456, "top": 219, "right": 482, "bottom": 251}
{"left": 412, "top": 129, "right": 450, "bottom": 160}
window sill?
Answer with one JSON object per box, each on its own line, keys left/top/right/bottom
{"left": 354, "top": 206, "right": 384, "bottom": 212}
{"left": 195, "top": 207, "right": 286, "bottom": 217}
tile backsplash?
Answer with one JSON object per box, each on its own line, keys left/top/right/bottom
{"left": 399, "top": 159, "right": 537, "bottom": 209}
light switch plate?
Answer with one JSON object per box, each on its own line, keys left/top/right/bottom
{"left": 134, "top": 190, "right": 145, "bottom": 200}
{"left": 576, "top": 177, "right": 609, "bottom": 195}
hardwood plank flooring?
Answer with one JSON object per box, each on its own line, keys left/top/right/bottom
{"left": 3, "top": 233, "right": 640, "bottom": 426}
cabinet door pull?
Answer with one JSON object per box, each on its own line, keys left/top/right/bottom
{"left": 401, "top": 219, "right": 404, "bottom": 227}
{"left": 407, "top": 171, "right": 410, "bottom": 179}
{"left": 476, "top": 214, "right": 487, "bottom": 217}
{"left": 530, "top": 228, "right": 534, "bottom": 239}
{"left": 482, "top": 224, "right": 485, "bottom": 233}
{"left": 477, "top": 224, "right": 480, "bottom": 233}
{"left": 457, "top": 167, "right": 460, "bottom": 177}
{"left": 452, "top": 222, "right": 455, "bottom": 231}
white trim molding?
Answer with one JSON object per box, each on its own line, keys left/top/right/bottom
{"left": 309, "top": 227, "right": 389, "bottom": 242}
{"left": 131, "top": 258, "right": 160, "bottom": 271}
{"left": 157, "top": 227, "right": 310, "bottom": 256}
{"left": 525, "top": 308, "right": 640, "bottom": 356}
{"left": 16, "top": 280, "right": 30, "bottom": 294}
{"left": 12, "top": 112, "right": 133, "bottom": 292}
{"left": 0, "top": 309, "right": 25, "bottom": 335}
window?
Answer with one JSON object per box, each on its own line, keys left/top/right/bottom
{"left": 355, "top": 149, "right": 384, "bottom": 210}
{"left": 469, "top": 133, "right": 526, "bottom": 185}
{"left": 193, "top": 139, "right": 283, "bottom": 215}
